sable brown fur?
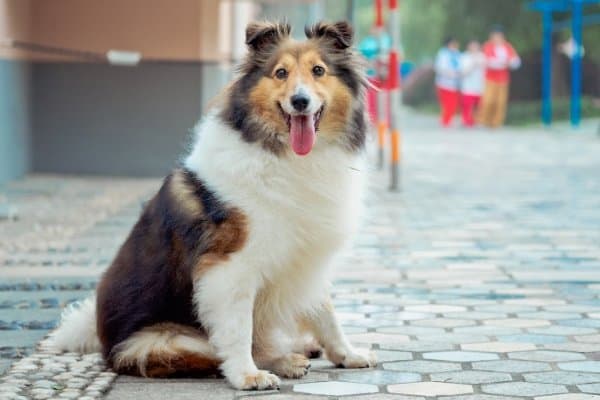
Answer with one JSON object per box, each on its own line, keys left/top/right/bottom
{"left": 96, "top": 168, "right": 247, "bottom": 372}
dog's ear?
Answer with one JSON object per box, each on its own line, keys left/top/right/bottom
{"left": 305, "top": 21, "right": 354, "bottom": 50}
{"left": 245, "top": 21, "right": 291, "bottom": 52}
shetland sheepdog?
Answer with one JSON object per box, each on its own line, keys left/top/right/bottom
{"left": 50, "top": 21, "right": 375, "bottom": 390}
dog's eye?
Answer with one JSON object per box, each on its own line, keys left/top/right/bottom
{"left": 312, "top": 65, "right": 325, "bottom": 77}
{"left": 275, "top": 68, "right": 288, "bottom": 80}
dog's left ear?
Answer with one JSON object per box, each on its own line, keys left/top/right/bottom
{"left": 305, "top": 21, "right": 354, "bottom": 50}
{"left": 246, "top": 21, "right": 291, "bottom": 53}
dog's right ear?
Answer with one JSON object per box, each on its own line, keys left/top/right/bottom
{"left": 245, "top": 21, "right": 291, "bottom": 53}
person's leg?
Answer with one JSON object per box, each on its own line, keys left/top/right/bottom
{"left": 462, "top": 94, "right": 476, "bottom": 127}
{"left": 447, "top": 90, "right": 460, "bottom": 126}
{"left": 492, "top": 83, "right": 509, "bottom": 127}
{"left": 477, "top": 81, "right": 494, "bottom": 127}
{"left": 437, "top": 87, "right": 451, "bottom": 127}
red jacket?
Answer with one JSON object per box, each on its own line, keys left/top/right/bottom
{"left": 483, "top": 41, "right": 520, "bottom": 83}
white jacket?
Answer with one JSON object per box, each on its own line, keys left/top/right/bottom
{"left": 460, "top": 52, "right": 486, "bottom": 96}
{"left": 435, "top": 48, "right": 461, "bottom": 91}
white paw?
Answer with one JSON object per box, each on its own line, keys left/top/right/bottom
{"left": 230, "top": 370, "right": 281, "bottom": 390}
{"left": 332, "top": 348, "right": 377, "bottom": 369}
{"left": 271, "top": 353, "right": 311, "bottom": 379}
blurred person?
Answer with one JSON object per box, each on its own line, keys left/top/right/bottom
{"left": 478, "top": 25, "right": 521, "bottom": 128}
{"left": 460, "top": 40, "right": 486, "bottom": 127}
{"left": 435, "top": 37, "right": 461, "bottom": 127}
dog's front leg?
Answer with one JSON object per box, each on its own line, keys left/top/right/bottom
{"left": 194, "top": 265, "right": 280, "bottom": 390}
{"left": 304, "top": 300, "right": 377, "bottom": 368}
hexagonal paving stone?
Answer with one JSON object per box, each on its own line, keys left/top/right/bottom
{"left": 575, "top": 335, "right": 600, "bottom": 343}
{"left": 534, "top": 395, "right": 600, "bottom": 400}
{"left": 344, "top": 394, "right": 425, "bottom": 400}
{"left": 431, "top": 370, "right": 512, "bottom": 385}
{"left": 412, "top": 318, "right": 476, "bottom": 328}
{"left": 482, "top": 382, "right": 567, "bottom": 397}
{"left": 248, "top": 395, "right": 328, "bottom": 400}
{"left": 473, "top": 360, "right": 551, "bottom": 373}
{"left": 535, "top": 393, "right": 600, "bottom": 400}
{"left": 416, "top": 333, "right": 490, "bottom": 344}
{"left": 378, "top": 326, "right": 446, "bottom": 336}
{"left": 509, "top": 350, "right": 586, "bottom": 362}
{"left": 517, "top": 312, "right": 583, "bottom": 320}
{"left": 404, "top": 305, "right": 467, "bottom": 313}
{"left": 525, "top": 371, "right": 600, "bottom": 385}
{"left": 579, "top": 384, "right": 600, "bottom": 394}
{"left": 348, "top": 332, "right": 410, "bottom": 345}
{"left": 498, "top": 334, "right": 567, "bottom": 344}
{"left": 484, "top": 318, "right": 550, "bottom": 328}
{"left": 381, "top": 342, "right": 456, "bottom": 352}
{"left": 559, "top": 361, "right": 600, "bottom": 373}
{"left": 528, "top": 326, "right": 597, "bottom": 336}
{"left": 423, "top": 351, "right": 499, "bottom": 362}
{"left": 462, "top": 341, "right": 537, "bottom": 353}
{"left": 373, "top": 350, "right": 413, "bottom": 362}
{"left": 441, "top": 396, "right": 521, "bottom": 400}
{"left": 338, "top": 370, "right": 421, "bottom": 385}
{"left": 388, "top": 382, "right": 473, "bottom": 396}
{"left": 559, "top": 319, "right": 600, "bottom": 328}
{"left": 384, "top": 360, "right": 462, "bottom": 373}
{"left": 544, "top": 343, "right": 600, "bottom": 353}
{"left": 453, "top": 326, "right": 523, "bottom": 336}
{"left": 293, "top": 381, "right": 378, "bottom": 396}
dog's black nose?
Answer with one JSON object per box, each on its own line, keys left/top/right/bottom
{"left": 291, "top": 94, "right": 310, "bottom": 112}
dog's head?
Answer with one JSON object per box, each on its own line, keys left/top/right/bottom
{"left": 221, "top": 21, "right": 367, "bottom": 156}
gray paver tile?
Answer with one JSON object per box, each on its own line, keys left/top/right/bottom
{"left": 525, "top": 371, "right": 600, "bottom": 385}
{"left": 293, "top": 381, "right": 378, "bottom": 396}
{"left": 345, "top": 395, "right": 424, "bottom": 400}
{"left": 473, "top": 360, "right": 551, "bottom": 373}
{"left": 104, "top": 381, "right": 235, "bottom": 400}
{"left": 508, "top": 350, "right": 586, "bottom": 362}
{"left": 559, "top": 361, "right": 600, "bottom": 373}
{"left": 579, "top": 384, "right": 600, "bottom": 394}
{"left": 423, "top": 351, "right": 499, "bottom": 362}
{"left": 441, "top": 395, "right": 521, "bottom": 400}
{"left": 388, "top": 382, "right": 473, "bottom": 396}
{"left": 482, "top": 382, "right": 568, "bottom": 397}
{"left": 384, "top": 360, "right": 462, "bottom": 373}
{"left": 338, "top": 370, "right": 420, "bottom": 385}
{"left": 534, "top": 395, "right": 600, "bottom": 400}
{"left": 461, "top": 342, "right": 537, "bottom": 353}
{"left": 431, "top": 370, "right": 512, "bottom": 385}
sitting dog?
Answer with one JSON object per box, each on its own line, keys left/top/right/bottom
{"left": 50, "top": 20, "right": 375, "bottom": 390}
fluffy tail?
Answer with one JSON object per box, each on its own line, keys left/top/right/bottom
{"left": 111, "top": 323, "right": 220, "bottom": 377}
{"left": 48, "top": 296, "right": 102, "bottom": 353}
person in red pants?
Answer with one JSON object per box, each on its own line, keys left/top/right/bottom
{"left": 435, "top": 37, "right": 461, "bottom": 127}
{"left": 460, "top": 40, "right": 486, "bottom": 127}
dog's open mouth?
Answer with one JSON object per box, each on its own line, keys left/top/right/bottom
{"left": 279, "top": 105, "right": 324, "bottom": 156}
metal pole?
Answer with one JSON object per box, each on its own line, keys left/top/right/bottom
{"left": 571, "top": 0, "right": 583, "bottom": 127}
{"left": 375, "top": 0, "right": 387, "bottom": 170}
{"left": 542, "top": 9, "right": 553, "bottom": 126}
{"left": 388, "top": 0, "right": 401, "bottom": 192}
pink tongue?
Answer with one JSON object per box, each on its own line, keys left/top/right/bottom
{"left": 289, "top": 115, "right": 316, "bottom": 156}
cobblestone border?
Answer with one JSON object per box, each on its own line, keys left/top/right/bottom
{"left": 0, "top": 337, "right": 116, "bottom": 400}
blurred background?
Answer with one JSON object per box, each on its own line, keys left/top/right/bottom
{"left": 0, "top": 0, "right": 598, "bottom": 183}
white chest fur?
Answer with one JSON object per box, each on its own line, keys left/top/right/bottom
{"left": 185, "top": 114, "right": 366, "bottom": 310}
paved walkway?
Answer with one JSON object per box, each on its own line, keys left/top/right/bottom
{"left": 1, "top": 119, "right": 600, "bottom": 399}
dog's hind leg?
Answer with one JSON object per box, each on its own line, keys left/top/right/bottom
{"left": 110, "top": 323, "right": 220, "bottom": 378}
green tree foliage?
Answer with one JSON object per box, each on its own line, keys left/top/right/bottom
{"left": 381, "top": 0, "right": 598, "bottom": 63}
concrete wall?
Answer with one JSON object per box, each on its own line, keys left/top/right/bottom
{"left": 32, "top": 63, "right": 205, "bottom": 177}
{"left": 0, "top": 60, "right": 31, "bottom": 184}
